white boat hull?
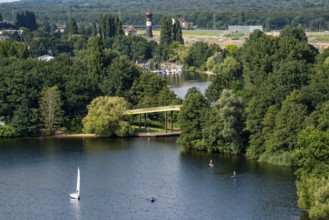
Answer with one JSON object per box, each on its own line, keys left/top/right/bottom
{"left": 70, "top": 192, "right": 80, "bottom": 199}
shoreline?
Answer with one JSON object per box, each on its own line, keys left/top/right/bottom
{"left": 51, "top": 131, "right": 180, "bottom": 138}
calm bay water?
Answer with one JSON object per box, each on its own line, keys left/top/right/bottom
{"left": 0, "top": 137, "right": 302, "bottom": 219}
{"left": 162, "top": 71, "right": 213, "bottom": 99}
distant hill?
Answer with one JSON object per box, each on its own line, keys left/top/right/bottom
{"left": 0, "top": 0, "right": 328, "bottom": 30}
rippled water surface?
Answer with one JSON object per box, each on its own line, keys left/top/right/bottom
{"left": 0, "top": 137, "right": 302, "bottom": 219}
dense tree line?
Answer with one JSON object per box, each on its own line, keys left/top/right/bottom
{"left": 2, "top": 0, "right": 329, "bottom": 31}
{"left": 174, "top": 26, "right": 329, "bottom": 218}
{"left": 15, "top": 10, "right": 37, "bottom": 31}
{"left": 0, "top": 13, "right": 181, "bottom": 137}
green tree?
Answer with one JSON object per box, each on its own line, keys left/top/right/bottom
{"left": 245, "top": 96, "right": 270, "bottom": 160}
{"left": 0, "top": 125, "right": 17, "bottom": 138}
{"left": 280, "top": 26, "right": 308, "bottom": 43}
{"left": 68, "top": 18, "right": 78, "bottom": 35}
{"left": 171, "top": 19, "right": 184, "bottom": 44}
{"left": 87, "top": 36, "right": 106, "bottom": 82}
{"left": 91, "top": 22, "right": 97, "bottom": 37}
{"left": 214, "top": 89, "right": 244, "bottom": 154}
{"left": 0, "top": 13, "right": 3, "bottom": 22}
{"left": 98, "top": 14, "right": 123, "bottom": 40}
{"left": 10, "top": 103, "right": 38, "bottom": 136}
{"left": 101, "top": 56, "right": 141, "bottom": 100}
{"left": 160, "top": 17, "right": 172, "bottom": 47}
{"left": 82, "top": 96, "right": 132, "bottom": 137}
{"left": 39, "top": 86, "right": 64, "bottom": 135}
{"left": 260, "top": 91, "right": 308, "bottom": 166}
{"left": 184, "top": 42, "right": 220, "bottom": 70}
{"left": 129, "top": 72, "right": 168, "bottom": 108}
{"left": 0, "top": 41, "right": 29, "bottom": 59}
{"left": 177, "top": 87, "right": 209, "bottom": 148}
{"left": 293, "top": 127, "right": 329, "bottom": 219}
{"left": 15, "top": 10, "right": 37, "bottom": 31}
{"left": 308, "top": 101, "right": 329, "bottom": 131}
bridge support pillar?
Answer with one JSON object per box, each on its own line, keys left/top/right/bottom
{"left": 165, "top": 111, "right": 167, "bottom": 133}
{"left": 171, "top": 111, "right": 173, "bottom": 133}
{"left": 139, "top": 114, "right": 141, "bottom": 129}
{"left": 144, "top": 113, "right": 147, "bottom": 130}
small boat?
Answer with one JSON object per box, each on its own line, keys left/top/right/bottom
{"left": 209, "top": 160, "right": 214, "bottom": 167}
{"left": 70, "top": 167, "right": 80, "bottom": 200}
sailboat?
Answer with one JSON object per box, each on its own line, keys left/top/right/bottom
{"left": 70, "top": 167, "right": 80, "bottom": 200}
{"left": 209, "top": 160, "right": 214, "bottom": 167}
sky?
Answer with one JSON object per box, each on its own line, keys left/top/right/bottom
{"left": 0, "top": 0, "right": 20, "bottom": 3}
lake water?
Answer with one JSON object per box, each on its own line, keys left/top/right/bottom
{"left": 161, "top": 71, "right": 213, "bottom": 99}
{"left": 0, "top": 137, "right": 303, "bottom": 219}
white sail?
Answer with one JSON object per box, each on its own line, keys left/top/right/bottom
{"left": 76, "top": 167, "right": 80, "bottom": 195}
{"left": 70, "top": 167, "right": 80, "bottom": 199}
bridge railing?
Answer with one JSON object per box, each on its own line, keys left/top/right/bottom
{"left": 124, "top": 105, "right": 182, "bottom": 115}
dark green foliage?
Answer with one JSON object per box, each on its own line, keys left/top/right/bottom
{"left": 301, "top": 60, "right": 329, "bottom": 110}
{"left": 177, "top": 87, "right": 210, "bottom": 148}
{"left": 15, "top": 10, "right": 37, "bottom": 31}
{"left": 2, "top": 0, "right": 329, "bottom": 31}
{"left": 98, "top": 14, "right": 123, "bottom": 40}
{"left": 68, "top": 18, "right": 79, "bottom": 35}
{"left": 294, "top": 127, "right": 329, "bottom": 178}
{"left": 280, "top": 26, "right": 308, "bottom": 43}
{"left": 110, "top": 36, "right": 154, "bottom": 62}
{"left": 87, "top": 36, "right": 106, "bottom": 81}
{"left": 307, "top": 101, "right": 329, "bottom": 132}
{"left": 244, "top": 96, "right": 269, "bottom": 159}
{"left": 10, "top": 103, "right": 38, "bottom": 136}
{"left": 293, "top": 127, "right": 329, "bottom": 218}
{"left": 101, "top": 56, "right": 142, "bottom": 100}
{"left": 129, "top": 72, "right": 174, "bottom": 108}
{"left": 91, "top": 22, "right": 97, "bottom": 37}
{"left": 0, "top": 13, "right": 3, "bottom": 22}
{"left": 160, "top": 17, "right": 173, "bottom": 47}
{"left": 171, "top": 20, "right": 184, "bottom": 44}
{"left": 158, "top": 17, "right": 184, "bottom": 61}
{"left": 0, "top": 41, "right": 29, "bottom": 59}
{"left": 184, "top": 42, "right": 220, "bottom": 70}
{"left": 262, "top": 91, "right": 308, "bottom": 165}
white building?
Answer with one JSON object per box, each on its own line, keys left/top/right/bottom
{"left": 228, "top": 25, "right": 263, "bottom": 33}
{"left": 38, "top": 55, "right": 55, "bottom": 61}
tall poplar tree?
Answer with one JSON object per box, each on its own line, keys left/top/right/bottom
{"left": 68, "top": 18, "right": 78, "bottom": 35}
{"left": 39, "top": 86, "right": 64, "bottom": 135}
{"left": 87, "top": 36, "right": 105, "bottom": 82}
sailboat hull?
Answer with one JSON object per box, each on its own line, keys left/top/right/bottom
{"left": 70, "top": 192, "right": 80, "bottom": 199}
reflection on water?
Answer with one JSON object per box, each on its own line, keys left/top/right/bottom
{"left": 156, "top": 71, "right": 214, "bottom": 98}
{"left": 70, "top": 199, "right": 81, "bottom": 220}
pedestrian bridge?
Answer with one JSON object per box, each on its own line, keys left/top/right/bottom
{"left": 124, "top": 105, "right": 182, "bottom": 133}
{"left": 124, "top": 105, "right": 182, "bottom": 115}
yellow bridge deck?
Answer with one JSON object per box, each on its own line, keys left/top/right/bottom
{"left": 124, "top": 105, "right": 182, "bottom": 115}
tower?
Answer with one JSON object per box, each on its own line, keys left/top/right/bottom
{"left": 145, "top": 11, "right": 153, "bottom": 38}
